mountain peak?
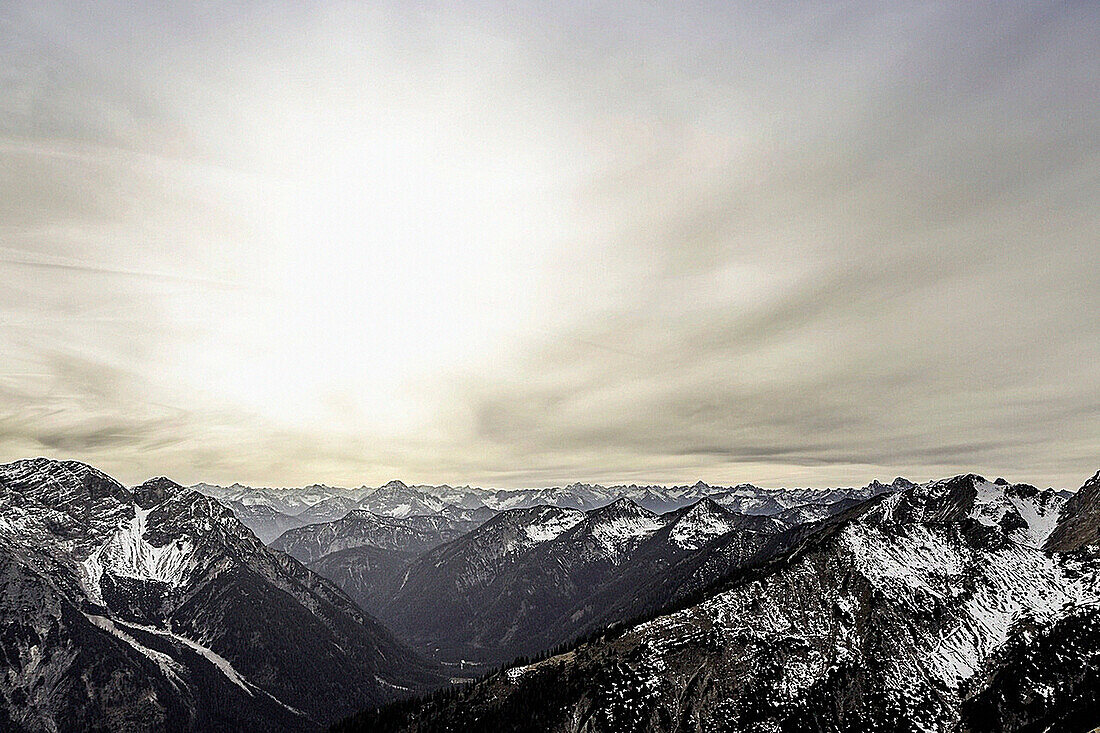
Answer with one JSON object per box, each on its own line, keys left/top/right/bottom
{"left": 576, "top": 498, "right": 663, "bottom": 551}
{"left": 682, "top": 496, "right": 726, "bottom": 516}
{"left": 668, "top": 498, "right": 740, "bottom": 550}
{"left": 859, "top": 471, "right": 1068, "bottom": 550}
{"left": 133, "top": 476, "right": 185, "bottom": 507}
{"left": 941, "top": 472, "right": 988, "bottom": 487}
{"left": 0, "top": 457, "right": 130, "bottom": 506}
{"left": 591, "top": 496, "right": 650, "bottom": 519}
{"left": 864, "top": 477, "right": 915, "bottom": 495}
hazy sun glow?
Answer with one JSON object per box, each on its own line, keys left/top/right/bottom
{"left": 155, "top": 26, "right": 599, "bottom": 436}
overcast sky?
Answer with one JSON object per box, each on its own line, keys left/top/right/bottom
{"left": 1, "top": 1, "right": 1097, "bottom": 489}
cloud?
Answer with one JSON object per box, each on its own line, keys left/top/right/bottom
{"left": 0, "top": 1, "right": 1097, "bottom": 489}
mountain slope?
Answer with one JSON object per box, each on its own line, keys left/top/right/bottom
{"left": 268, "top": 508, "right": 492, "bottom": 615}
{"left": 377, "top": 505, "right": 586, "bottom": 662}
{"left": 0, "top": 459, "right": 439, "bottom": 732}
{"left": 1045, "top": 469, "right": 1100, "bottom": 552}
{"left": 270, "top": 509, "right": 461, "bottom": 564}
{"left": 337, "top": 472, "right": 1099, "bottom": 733}
{"left": 307, "top": 545, "right": 420, "bottom": 617}
{"left": 376, "top": 498, "right": 788, "bottom": 665}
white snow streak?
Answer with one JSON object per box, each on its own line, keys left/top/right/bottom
{"left": 85, "top": 614, "right": 183, "bottom": 684}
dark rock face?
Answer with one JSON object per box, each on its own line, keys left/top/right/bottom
{"left": 0, "top": 459, "right": 440, "bottom": 732}
{"left": 959, "top": 606, "right": 1100, "bottom": 732}
{"left": 1045, "top": 470, "right": 1100, "bottom": 552}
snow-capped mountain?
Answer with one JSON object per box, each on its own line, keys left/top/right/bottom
{"left": 710, "top": 476, "right": 912, "bottom": 515}
{"left": 375, "top": 497, "right": 786, "bottom": 665}
{"left": 0, "top": 459, "right": 438, "bottom": 732}
{"left": 355, "top": 480, "right": 449, "bottom": 518}
{"left": 194, "top": 481, "right": 357, "bottom": 516}
{"left": 193, "top": 476, "right": 907, "bottom": 527}
{"left": 292, "top": 495, "right": 364, "bottom": 526}
{"left": 337, "top": 471, "right": 1100, "bottom": 733}
{"left": 559, "top": 497, "right": 667, "bottom": 560}
{"left": 196, "top": 479, "right": 494, "bottom": 527}
{"left": 664, "top": 497, "right": 759, "bottom": 550}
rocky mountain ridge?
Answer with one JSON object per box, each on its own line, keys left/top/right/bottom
{"left": 0, "top": 459, "right": 438, "bottom": 733}
{"left": 336, "top": 470, "right": 1100, "bottom": 733}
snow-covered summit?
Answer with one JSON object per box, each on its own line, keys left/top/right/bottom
{"left": 861, "top": 473, "right": 1067, "bottom": 548}
{"left": 667, "top": 498, "right": 742, "bottom": 550}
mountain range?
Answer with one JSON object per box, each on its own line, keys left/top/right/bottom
{"left": 194, "top": 477, "right": 913, "bottom": 546}
{"left": 246, "top": 479, "right": 901, "bottom": 667}
{"left": 336, "top": 471, "right": 1100, "bottom": 733}
{"left": 5, "top": 457, "right": 1095, "bottom": 733}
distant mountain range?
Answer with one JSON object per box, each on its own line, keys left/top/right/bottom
{"left": 192, "top": 477, "right": 918, "bottom": 545}
{"left": 217, "top": 477, "right": 904, "bottom": 667}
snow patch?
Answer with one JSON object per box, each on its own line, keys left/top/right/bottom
{"left": 588, "top": 514, "right": 664, "bottom": 554}
{"left": 85, "top": 614, "right": 183, "bottom": 684}
{"left": 506, "top": 664, "right": 534, "bottom": 681}
{"left": 968, "top": 479, "right": 1066, "bottom": 548}
{"left": 79, "top": 503, "right": 196, "bottom": 601}
{"left": 669, "top": 505, "right": 737, "bottom": 550}
{"left": 524, "top": 511, "right": 584, "bottom": 543}
{"left": 122, "top": 621, "right": 253, "bottom": 695}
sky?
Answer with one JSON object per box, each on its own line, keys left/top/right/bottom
{"left": 1, "top": 1, "right": 1097, "bottom": 490}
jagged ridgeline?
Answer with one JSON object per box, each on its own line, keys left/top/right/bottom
{"left": 0, "top": 459, "right": 441, "bottom": 733}
{"left": 215, "top": 476, "right": 904, "bottom": 668}
{"left": 6, "top": 459, "right": 1100, "bottom": 733}
{"left": 334, "top": 471, "right": 1100, "bottom": 733}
